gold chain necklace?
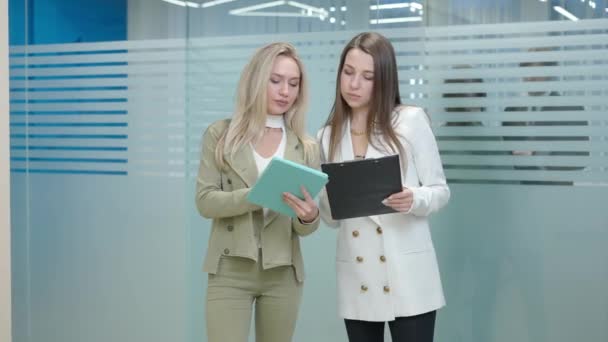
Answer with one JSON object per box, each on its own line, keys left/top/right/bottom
{"left": 350, "top": 129, "right": 366, "bottom": 136}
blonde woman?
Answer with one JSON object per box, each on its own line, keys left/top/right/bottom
{"left": 195, "top": 42, "right": 320, "bottom": 342}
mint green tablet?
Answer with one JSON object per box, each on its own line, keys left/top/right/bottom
{"left": 247, "top": 157, "right": 328, "bottom": 218}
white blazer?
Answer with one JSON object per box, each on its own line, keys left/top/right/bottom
{"left": 318, "top": 106, "right": 450, "bottom": 322}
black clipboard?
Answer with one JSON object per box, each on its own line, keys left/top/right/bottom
{"left": 321, "top": 155, "right": 402, "bottom": 220}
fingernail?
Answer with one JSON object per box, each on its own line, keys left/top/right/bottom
{"left": 381, "top": 199, "right": 388, "bottom": 205}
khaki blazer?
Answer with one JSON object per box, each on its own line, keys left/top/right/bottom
{"left": 196, "top": 119, "right": 320, "bottom": 282}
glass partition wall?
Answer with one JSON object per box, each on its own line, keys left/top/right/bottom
{"left": 9, "top": 1, "right": 608, "bottom": 341}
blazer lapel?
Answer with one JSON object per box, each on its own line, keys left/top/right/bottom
{"left": 365, "top": 136, "right": 385, "bottom": 160}
{"left": 226, "top": 143, "right": 258, "bottom": 187}
{"left": 283, "top": 129, "right": 301, "bottom": 163}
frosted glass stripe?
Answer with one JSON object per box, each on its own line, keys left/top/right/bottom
{"left": 444, "top": 169, "right": 606, "bottom": 182}
{"left": 11, "top": 90, "right": 190, "bottom": 101}
{"left": 11, "top": 149, "right": 126, "bottom": 159}
{"left": 9, "top": 38, "right": 189, "bottom": 54}
{"left": 10, "top": 58, "right": 605, "bottom": 80}
{"left": 402, "top": 50, "right": 605, "bottom": 66}
{"left": 398, "top": 66, "right": 608, "bottom": 79}
{"left": 9, "top": 65, "right": 188, "bottom": 77}
{"left": 405, "top": 34, "right": 608, "bottom": 52}
{"left": 434, "top": 126, "right": 606, "bottom": 136}
{"left": 432, "top": 112, "right": 607, "bottom": 121}
{"left": 409, "top": 97, "right": 607, "bottom": 107}
{"left": 7, "top": 20, "right": 606, "bottom": 56}
{"left": 178, "top": 45, "right": 608, "bottom": 64}
{"left": 11, "top": 103, "right": 127, "bottom": 111}
{"left": 10, "top": 160, "right": 125, "bottom": 170}
{"left": 11, "top": 103, "right": 185, "bottom": 112}
{"left": 403, "top": 81, "right": 608, "bottom": 94}
{"left": 9, "top": 78, "right": 189, "bottom": 88}
{"left": 9, "top": 51, "right": 188, "bottom": 65}
{"left": 441, "top": 155, "right": 606, "bottom": 167}
{"left": 10, "top": 126, "right": 127, "bottom": 135}
{"left": 389, "top": 19, "right": 608, "bottom": 38}
{"left": 10, "top": 115, "right": 127, "bottom": 122}
{"left": 437, "top": 141, "right": 608, "bottom": 151}
{"left": 11, "top": 91, "right": 129, "bottom": 100}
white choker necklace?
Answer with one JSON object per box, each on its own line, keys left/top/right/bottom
{"left": 266, "top": 115, "right": 285, "bottom": 129}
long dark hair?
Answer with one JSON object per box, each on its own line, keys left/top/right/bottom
{"left": 324, "top": 32, "right": 404, "bottom": 162}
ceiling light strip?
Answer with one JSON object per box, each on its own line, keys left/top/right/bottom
{"left": 553, "top": 6, "right": 580, "bottom": 21}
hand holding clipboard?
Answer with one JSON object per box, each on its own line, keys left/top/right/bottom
{"left": 321, "top": 155, "right": 403, "bottom": 220}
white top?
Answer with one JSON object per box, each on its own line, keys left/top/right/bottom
{"left": 252, "top": 114, "right": 286, "bottom": 174}
{"left": 252, "top": 114, "right": 287, "bottom": 246}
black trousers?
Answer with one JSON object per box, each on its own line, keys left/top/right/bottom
{"left": 344, "top": 311, "right": 436, "bottom": 342}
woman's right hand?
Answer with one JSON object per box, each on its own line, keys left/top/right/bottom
{"left": 382, "top": 187, "right": 414, "bottom": 212}
{"left": 282, "top": 186, "right": 319, "bottom": 223}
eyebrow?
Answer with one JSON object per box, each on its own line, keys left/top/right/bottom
{"left": 271, "top": 73, "right": 300, "bottom": 81}
{"left": 343, "top": 63, "right": 374, "bottom": 74}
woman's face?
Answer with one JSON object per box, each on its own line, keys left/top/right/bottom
{"left": 340, "top": 48, "right": 374, "bottom": 114}
{"left": 267, "top": 55, "right": 301, "bottom": 115}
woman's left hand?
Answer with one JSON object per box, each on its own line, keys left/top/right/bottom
{"left": 382, "top": 187, "right": 414, "bottom": 212}
{"left": 283, "top": 186, "right": 319, "bottom": 223}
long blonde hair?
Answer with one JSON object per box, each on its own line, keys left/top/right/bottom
{"left": 215, "top": 42, "right": 315, "bottom": 169}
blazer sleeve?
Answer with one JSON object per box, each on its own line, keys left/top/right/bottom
{"left": 292, "top": 214, "right": 321, "bottom": 237}
{"left": 316, "top": 128, "right": 340, "bottom": 228}
{"left": 195, "top": 122, "right": 260, "bottom": 219}
{"left": 399, "top": 107, "right": 451, "bottom": 217}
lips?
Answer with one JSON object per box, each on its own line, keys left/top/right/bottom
{"left": 345, "top": 93, "right": 361, "bottom": 100}
{"left": 274, "top": 99, "right": 289, "bottom": 106}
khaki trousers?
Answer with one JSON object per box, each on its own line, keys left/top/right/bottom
{"left": 206, "top": 253, "right": 303, "bottom": 342}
